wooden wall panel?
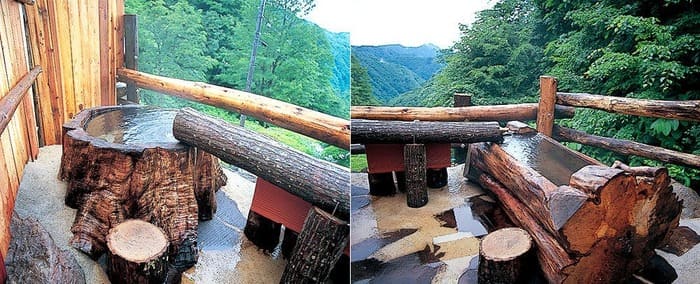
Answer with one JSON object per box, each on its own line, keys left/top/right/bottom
{"left": 26, "top": 0, "right": 122, "bottom": 145}
{"left": 0, "top": 0, "right": 40, "bottom": 257}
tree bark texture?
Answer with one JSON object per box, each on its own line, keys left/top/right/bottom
{"left": 59, "top": 106, "right": 225, "bottom": 265}
{"left": 173, "top": 108, "right": 350, "bottom": 220}
{"left": 471, "top": 137, "right": 682, "bottom": 283}
{"left": 553, "top": 125, "right": 700, "bottom": 169}
{"left": 351, "top": 103, "right": 575, "bottom": 122}
{"left": 106, "top": 219, "right": 169, "bottom": 284}
{"left": 6, "top": 214, "right": 85, "bottom": 283}
{"left": 351, "top": 119, "right": 504, "bottom": 144}
{"left": 478, "top": 227, "right": 533, "bottom": 284}
{"left": 117, "top": 68, "right": 350, "bottom": 148}
{"left": 404, "top": 144, "right": 428, "bottom": 208}
{"left": 556, "top": 92, "right": 700, "bottom": 122}
{"left": 280, "top": 207, "right": 349, "bottom": 284}
{"left": 536, "top": 76, "right": 557, "bottom": 137}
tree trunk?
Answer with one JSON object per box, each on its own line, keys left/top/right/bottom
{"left": 117, "top": 68, "right": 350, "bottom": 148}
{"left": 60, "top": 106, "right": 224, "bottom": 265}
{"left": 426, "top": 168, "right": 448, "bottom": 188}
{"left": 556, "top": 92, "right": 700, "bottom": 122}
{"left": 470, "top": 134, "right": 682, "bottom": 283}
{"left": 244, "top": 211, "right": 281, "bottom": 253}
{"left": 553, "top": 125, "right": 700, "bottom": 169}
{"left": 280, "top": 207, "right": 349, "bottom": 283}
{"left": 351, "top": 103, "right": 575, "bottom": 122}
{"left": 368, "top": 172, "right": 396, "bottom": 196}
{"left": 351, "top": 119, "right": 504, "bottom": 144}
{"left": 478, "top": 227, "right": 533, "bottom": 284}
{"left": 173, "top": 108, "right": 350, "bottom": 220}
{"left": 404, "top": 144, "right": 428, "bottom": 208}
{"left": 106, "top": 220, "right": 169, "bottom": 284}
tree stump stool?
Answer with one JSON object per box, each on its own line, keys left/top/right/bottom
{"left": 107, "top": 219, "right": 169, "bottom": 284}
{"left": 59, "top": 106, "right": 226, "bottom": 263}
{"left": 478, "top": 227, "right": 532, "bottom": 284}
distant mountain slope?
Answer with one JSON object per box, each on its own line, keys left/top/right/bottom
{"left": 352, "top": 44, "right": 442, "bottom": 103}
{"left": 326, "top": 31, "right": 350, "bottom": 101}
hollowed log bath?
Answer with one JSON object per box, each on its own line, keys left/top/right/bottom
{"left": 468, "top": 131, "right": 682, "bottom": 283}
{"left": 59, "top": 105, "right": 226, "bottom": 277}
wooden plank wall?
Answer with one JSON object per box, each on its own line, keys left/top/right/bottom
{"left": 0, "top": 0, "right": 123, "bottom": 257}
{"left": 25, "top": 0, "right": 123, "bottom": 145}
{"left": 0, "top": 0, "right": 40, "bottom": 257}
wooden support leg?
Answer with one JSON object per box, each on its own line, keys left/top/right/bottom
{"left": 244, "top": 211, "right": 281, "bottom": 253}
{"left": 280, "top": 207, "right": 349, "bottom": 283}
{"left": 394, "top": 171, "right": 406, "bottom": 192}
{"left": 106, "top": 220, "right": 169, "bottom": 284}
{"left": 282, "top": 228, "right": 299, "bottom": 260}
{"left": 478, "top": 227, "right": 532, "bottom": 284}
{"left": 368, "top": 172, "right": 396, "bottom": 196}
{"left": 404, "top": 144, "right": 428, "bottom": 208}
{"left": 427, "top": 168, "right": 448, "bottom": 188}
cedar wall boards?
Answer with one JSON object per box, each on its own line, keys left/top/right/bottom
{"left": 0, "top": 0, "right": 123, "bottom": 257}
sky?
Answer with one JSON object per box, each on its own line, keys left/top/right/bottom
{"left": 304, "top": 0, "right": 495, "bottom": 49}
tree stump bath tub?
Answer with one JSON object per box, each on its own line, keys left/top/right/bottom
{"left": 59, "top": 105, "right": 226, "bottom": 267}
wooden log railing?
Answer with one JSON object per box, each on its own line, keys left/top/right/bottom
{"left": 351, "top": 104, "right": 575, "bottom": 122}
{"left": 172, "top": 108, "right": 350, "bottom": 220}
{"left": 0, "top": 67, "right": 42, "bottom": 135}
{"left": 117, "top": 68, "right": 350, "bottom": 149}
{"left": 556, "top": 92, "right": 700, "bottom": 122}
{"left": 553, "top": 125, "right": 700, "bottom": 169}
{"left": 351, "top": 119, "right": 505, "bottom": 144}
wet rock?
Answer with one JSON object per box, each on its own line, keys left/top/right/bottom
{"left": 672, "top": 183, "right": 700, "bottom": 218}
{"left": 6, "top": 213, "right": 85, "bottom": 284}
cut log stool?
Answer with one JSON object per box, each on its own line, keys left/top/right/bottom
{"left": 106, "top": 220, "right": 169, "bottom": 284}
{"left": 280, "top": 207, "right": 349, "bottom": 283}
{"left": 478, "top": 227, "right": 532, "bottom": 284}
{"left": 404, "top": 144, "right": 428, "bottom": 208}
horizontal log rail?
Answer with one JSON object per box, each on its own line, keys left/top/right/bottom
{"left": 556, "top": 92, "right": 700, "bottom": 122}
{"left": 351, "top": 119, "right": 504, "bottom": 144}
{"left": 0, "top": 67, "right": 42, "bottom": 135}
{"left": 173, "top": 108, "right": 350, "bottom": 220}
{"left": 351, "top": 104, "right": 575, "bottom": 121}
{"left": 553, "top": 125, "right": 700, "bottom": 169}
{"left": 117, "top": 68, "right": 350, "bottom": 148}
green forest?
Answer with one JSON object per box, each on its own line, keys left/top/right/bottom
{"left": 125, "top": 0, "right": 350, "bottom": 167}
{"left": 353, "top": 0, "right": 699, "bottom": 186}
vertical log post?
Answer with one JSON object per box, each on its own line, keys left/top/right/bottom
{"left": 404, "top": 144, "right": 428, "bottom": 208}
{"left": 106, "top": 220, "right": 169, "bottom": 284}
{"left": 368, "top": 172, "right": 396, "bottom": 196}
{"left": 280, "top": 207, "right": 349, "bottom": 283}
{"left": 536, "top": 76, "right": 557, "bottom": 137}
{"left": 123, "top": 14, "right": 139, "bottom": 103}
{"left": 244, "top": 211, "right": 281, "bottom": 253}
{"left": 478, "top": 227, "right": 533, "bottom": 284}
{"left": 454, "top": 93, "right": 473, "bottom": 164}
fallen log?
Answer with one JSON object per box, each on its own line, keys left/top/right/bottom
{"left": 351, "top": 104, "right": 575, "bottom": 122}
{"left": 475, "top": 174, "right": 573, "bottom": 283}
{"left": 117, "top": 68, "right": 349, "bottom": 148}
{"left": 280, "top": 207, "right": 349, "bottom": 283}
{"left": 106, "top": 220, "right": 169, "bottom": 284}
{"left": 404, "top": 144, "right": 428, "bottom": 208}
{"left": 469, "top": 134, "right": 682, "bottom": 283}
{"left": 478, "top": 227, "right": 533, "bottom": 284}
{"left": 351, "top": 119, "right": 504, "bottom": 144}
{"left": 556, "top": 92, "right": 700, "bottom": 122}
{"left": 173, "top": 108, "right": 350, "bottom": 220}
{"left": 553, "top": 125, "right": 700, "bottom": 169}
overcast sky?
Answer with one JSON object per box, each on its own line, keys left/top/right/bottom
{"left": 304, "top": 0, "right": 494, "bottom": 48}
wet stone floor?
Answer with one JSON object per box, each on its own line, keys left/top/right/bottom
{"left": 351, "top": 165, "right": 494, "bottom": 283}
